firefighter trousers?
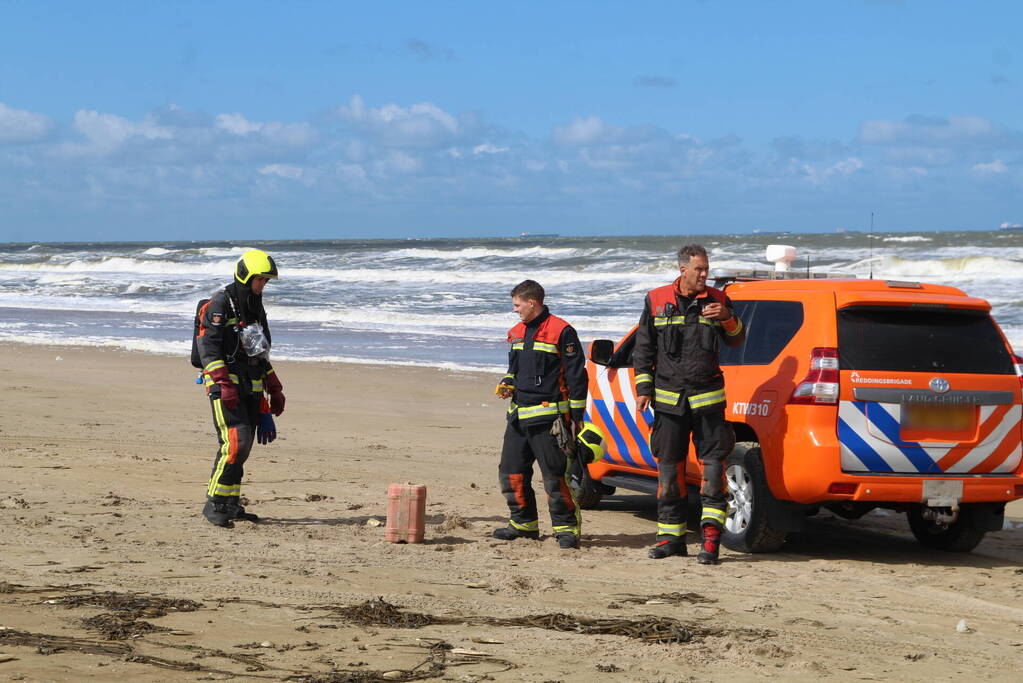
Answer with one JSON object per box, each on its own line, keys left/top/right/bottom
{"left": 206, "top": 392, "right": 261, "bottom": 503}
{"left": 650, "top": 408, "right": 735, "bottom": 535}
{"left": 498, "top": 419, "right": 581, "bottom": 536}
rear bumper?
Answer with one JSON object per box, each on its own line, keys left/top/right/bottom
{"left": 818, "top": 476, "right": 1023, "bottom": 505}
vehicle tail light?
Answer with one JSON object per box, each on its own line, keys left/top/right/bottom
{"left": 827, "top": 482, "right": 858, "bottom": 495}
{"left": 1015, "top": 484, "right": 1023, "bottom": 497}
{"left": 1013, "top": 354, "right": 1023, "bottom": 388}
{"left": 790, "top": 347, "right": 840, "bottom": 405}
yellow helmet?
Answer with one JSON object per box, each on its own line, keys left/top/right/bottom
{"left": 576, "top": 422, "right": 606, "bottom": 463}
{"left": 235, "top": 249, "right": 279, "bottom": 284}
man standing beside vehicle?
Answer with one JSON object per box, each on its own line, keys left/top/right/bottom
{"left": 194, "top": 249, "right": 286, "bottom": 528}
{"left": 634, "top": 244, "right": 746, "bottom": 563}
{"left": 493, "top": 280, "right": 588, "bottom": 549}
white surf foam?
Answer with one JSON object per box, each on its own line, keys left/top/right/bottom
{"left": 882, "top": 236, "right": 932, "bottom": 243}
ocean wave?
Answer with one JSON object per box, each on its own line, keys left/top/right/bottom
{"left": 273, "top": 353, "right": 504, "bottom": 374}
{"left": 876, "top": 255, "right": 1023, "bottom": 279}
{"left": 0, "top": 257, "right": 233, "bottom": 277}
{"left": 0, "top": 255, "right": 674, "bottom": 286}
{"left": 142, "top": 247, "right": 174, "bottom": 256}
{"left": 384, "top": 245, "right": 588, "bottom": 260}
{"left": 0, "top": 292, "right": 638, "bottom": 336}
{"left": 882, "top": 236, "right": 932, "bottom": 243}
{"left": 0, "top": 330, "right": 190, "bottom": 356}
{"left": 0, "top": 331, "right": 503, "bottom": 373}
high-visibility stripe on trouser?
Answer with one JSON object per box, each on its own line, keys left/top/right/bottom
{"left": 510, "top": 519, "right": 539, "bottom": 532}
{"left": 701, "top": 506, "right": 727, "bottom": 527}
{"left": 499, "top": 418, "right": 580, "bottom": 535}
{"left": 555, "top": 456, "right": 582, "bottom": 537}
{"left": 206, "top": 398, "right": 237, "bottom": 498}
{"left": 650, "top": 411, "right": 690, "bottom": 539}
{"left": 205, "top": 394, "right": 258, "bottom": 501}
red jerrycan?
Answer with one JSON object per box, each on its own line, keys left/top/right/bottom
{"left": 386, "top": 483, "right": 427, "bottom": 543}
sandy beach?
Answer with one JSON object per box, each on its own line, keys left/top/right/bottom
{"left": 1, "top": 342, "right": 1022, "bottom": 682}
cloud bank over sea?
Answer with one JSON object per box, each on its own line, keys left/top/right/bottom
{"left": 1, "top": 95, "right": 1020, "bottom": 242}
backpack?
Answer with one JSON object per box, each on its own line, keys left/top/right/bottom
{"left": 190, "top": 298, "right": 212, "bottom": 369}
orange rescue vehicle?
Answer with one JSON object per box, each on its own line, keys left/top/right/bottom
{"left": 579, "top": 262, "right": 1023, "bottom": 554}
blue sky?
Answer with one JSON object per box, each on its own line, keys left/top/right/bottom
{"left": 1, "top": 0, "right": 1020, "bottom": 242}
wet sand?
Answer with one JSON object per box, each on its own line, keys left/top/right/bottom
{"left": 1, "top": 343, "right": 1022, "bottom": 681}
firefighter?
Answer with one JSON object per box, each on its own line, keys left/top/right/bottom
{"left": 493, "top": 280, "right": 588, "bottom": 549}
{"left": 634, "top": 244, "right": 746, "bottom": 563}
{"left": 195, "top": 249, "right": 286, "bottom": 528}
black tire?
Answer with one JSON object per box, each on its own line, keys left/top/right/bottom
{"left": 720, "top": 442, "right": 787, "bottom": 553}
{"left": 907, "top": 506, "right": 986, "bottom": 552}
{"left": 569, "top": 458, "right": 604, "bottom": 509}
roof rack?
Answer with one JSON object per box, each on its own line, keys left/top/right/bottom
{"left": 710, "top": 245, "right": 856, "bottom": 287}
{"left": 711, "top": 268, "right": 856, "bottom": 287}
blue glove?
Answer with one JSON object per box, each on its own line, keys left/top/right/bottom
{"left": 257, "top": 411, "right": 276, "bottom": 444}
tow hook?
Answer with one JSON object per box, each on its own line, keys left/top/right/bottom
{"left": 921, "top": 505, "right": 959, "bottom": 528}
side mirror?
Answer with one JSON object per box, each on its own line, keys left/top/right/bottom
{"left": 589, "top": 339, "right": 615, "bottom": 366}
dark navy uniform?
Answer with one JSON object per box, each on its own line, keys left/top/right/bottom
{"left": 634, "top": 279, "right": 746, "bottom": 540}
{"left": 499, "top": 307, "right": 588, "bottom": 537}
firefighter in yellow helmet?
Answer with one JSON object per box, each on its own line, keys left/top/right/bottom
{"left": 194, "top": 249, "right": 286, "bottom": 527}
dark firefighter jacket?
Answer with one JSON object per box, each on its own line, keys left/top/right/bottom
{"left": 503, "top": 307, "right": 588, "bottom": 425}
{"left": 195, "top": 281, "right": 275, "bottom": 395}
{"left": 633, "top": 279, "right": 746, "bottom": 415}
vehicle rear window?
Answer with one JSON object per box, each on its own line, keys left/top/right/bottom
{"left": 838, "top": 306, "right": 1014, "bottom": 374}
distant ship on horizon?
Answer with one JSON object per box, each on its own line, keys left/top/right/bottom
{"left": 520, "top": 232, "right": 560, "bottom": 238}
{"left": 998, "top": 222, "right": 1023, "bottom": 230}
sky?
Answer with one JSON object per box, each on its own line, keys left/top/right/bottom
{"left": 0, "top": 0, "right": 1020, "bottom": 243}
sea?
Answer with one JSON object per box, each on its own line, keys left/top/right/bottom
{"left": 1, "top": 231, "right": 1021, "bottom": 375}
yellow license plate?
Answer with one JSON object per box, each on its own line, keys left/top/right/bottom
{"left": 902, "top": 404, "right": 972, "bottom": 431}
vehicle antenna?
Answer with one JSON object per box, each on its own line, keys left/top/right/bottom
{"left": 806, "top": 253, "right": 810, "bottom": 278}
{"left": 868, "top": 211, "right": 875, "bottom": 280}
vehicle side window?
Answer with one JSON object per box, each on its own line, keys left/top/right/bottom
{"left": 740, "top": 301, "right": 804, "bottom": 365}
{"left": 719, "top": 301, "right": 754, "bottom": 366}
{"left": 611, "top": 332, "right": 637, "bottom": 368}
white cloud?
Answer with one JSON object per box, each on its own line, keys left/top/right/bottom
{"left": 553, "top": 116, "right": 616, "bottom": 146}
{"left": 973, "top": 159, "right": 1008, "bottom": 174}
{"left": 374, "top": 150, "right": 421, "bottom": 175}
{"left": 340, "top": 95, "right": 461, "bottom": 148}
{"left": 67, "top": 110, "right": 173, "bottom": 155}
{"left": 259, "top": 164, "right": 304, "bottom": 180}
{"left": 799, "top": 157, "right": 865, "bottom": 185}
{"left": 217, "top": 113, "right": 262, "bottom": 135}
{"left": 216, "top": 113, "right": 316, "bottom": 146}
{"left": 472, "top": 143, "right": 508, "bottom": 155}
{"left": 859, "top": 115, "right": 999, "bottom": 145}
{"left": 0, "top": 103, "right": 53, "bottom": 143}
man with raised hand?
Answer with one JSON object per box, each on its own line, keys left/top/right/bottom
{"left": 634, "top": 244, "right": 746, "bottom": 564}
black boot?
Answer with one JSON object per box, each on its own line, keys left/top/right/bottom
{"left": 697, "top": 525, "right": 721, "bottom": 565}
{"left": 492, "top": 526, "right": 540, "bottom": 541}
{"left": 648, "top": 536, "right": 688, "bottom": 559}
{"left": 231, "top": 501, "right": 260, "bottom": 523}
{"left": 556, "top": 532, "right": 579, "bottom": 549}
{"left": 203, "top": 499, "right": 234, "bottom": 528}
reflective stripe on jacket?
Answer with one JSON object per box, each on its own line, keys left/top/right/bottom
{"left": 504, "top": 307, "right": 587, "bottom": 424}
{"left": 633, "top": 279, "right": 746, "bottom": 415}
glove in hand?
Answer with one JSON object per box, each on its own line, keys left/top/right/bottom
{"left": 257, "top": 411, "right": 277, "bottom": 444}
{"left": 265, "top": 370, "right": 286, "bottom": 416}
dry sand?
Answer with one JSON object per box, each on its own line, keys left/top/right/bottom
{"left": 1, "top": 342, "right": 1022, "bottom": 682}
